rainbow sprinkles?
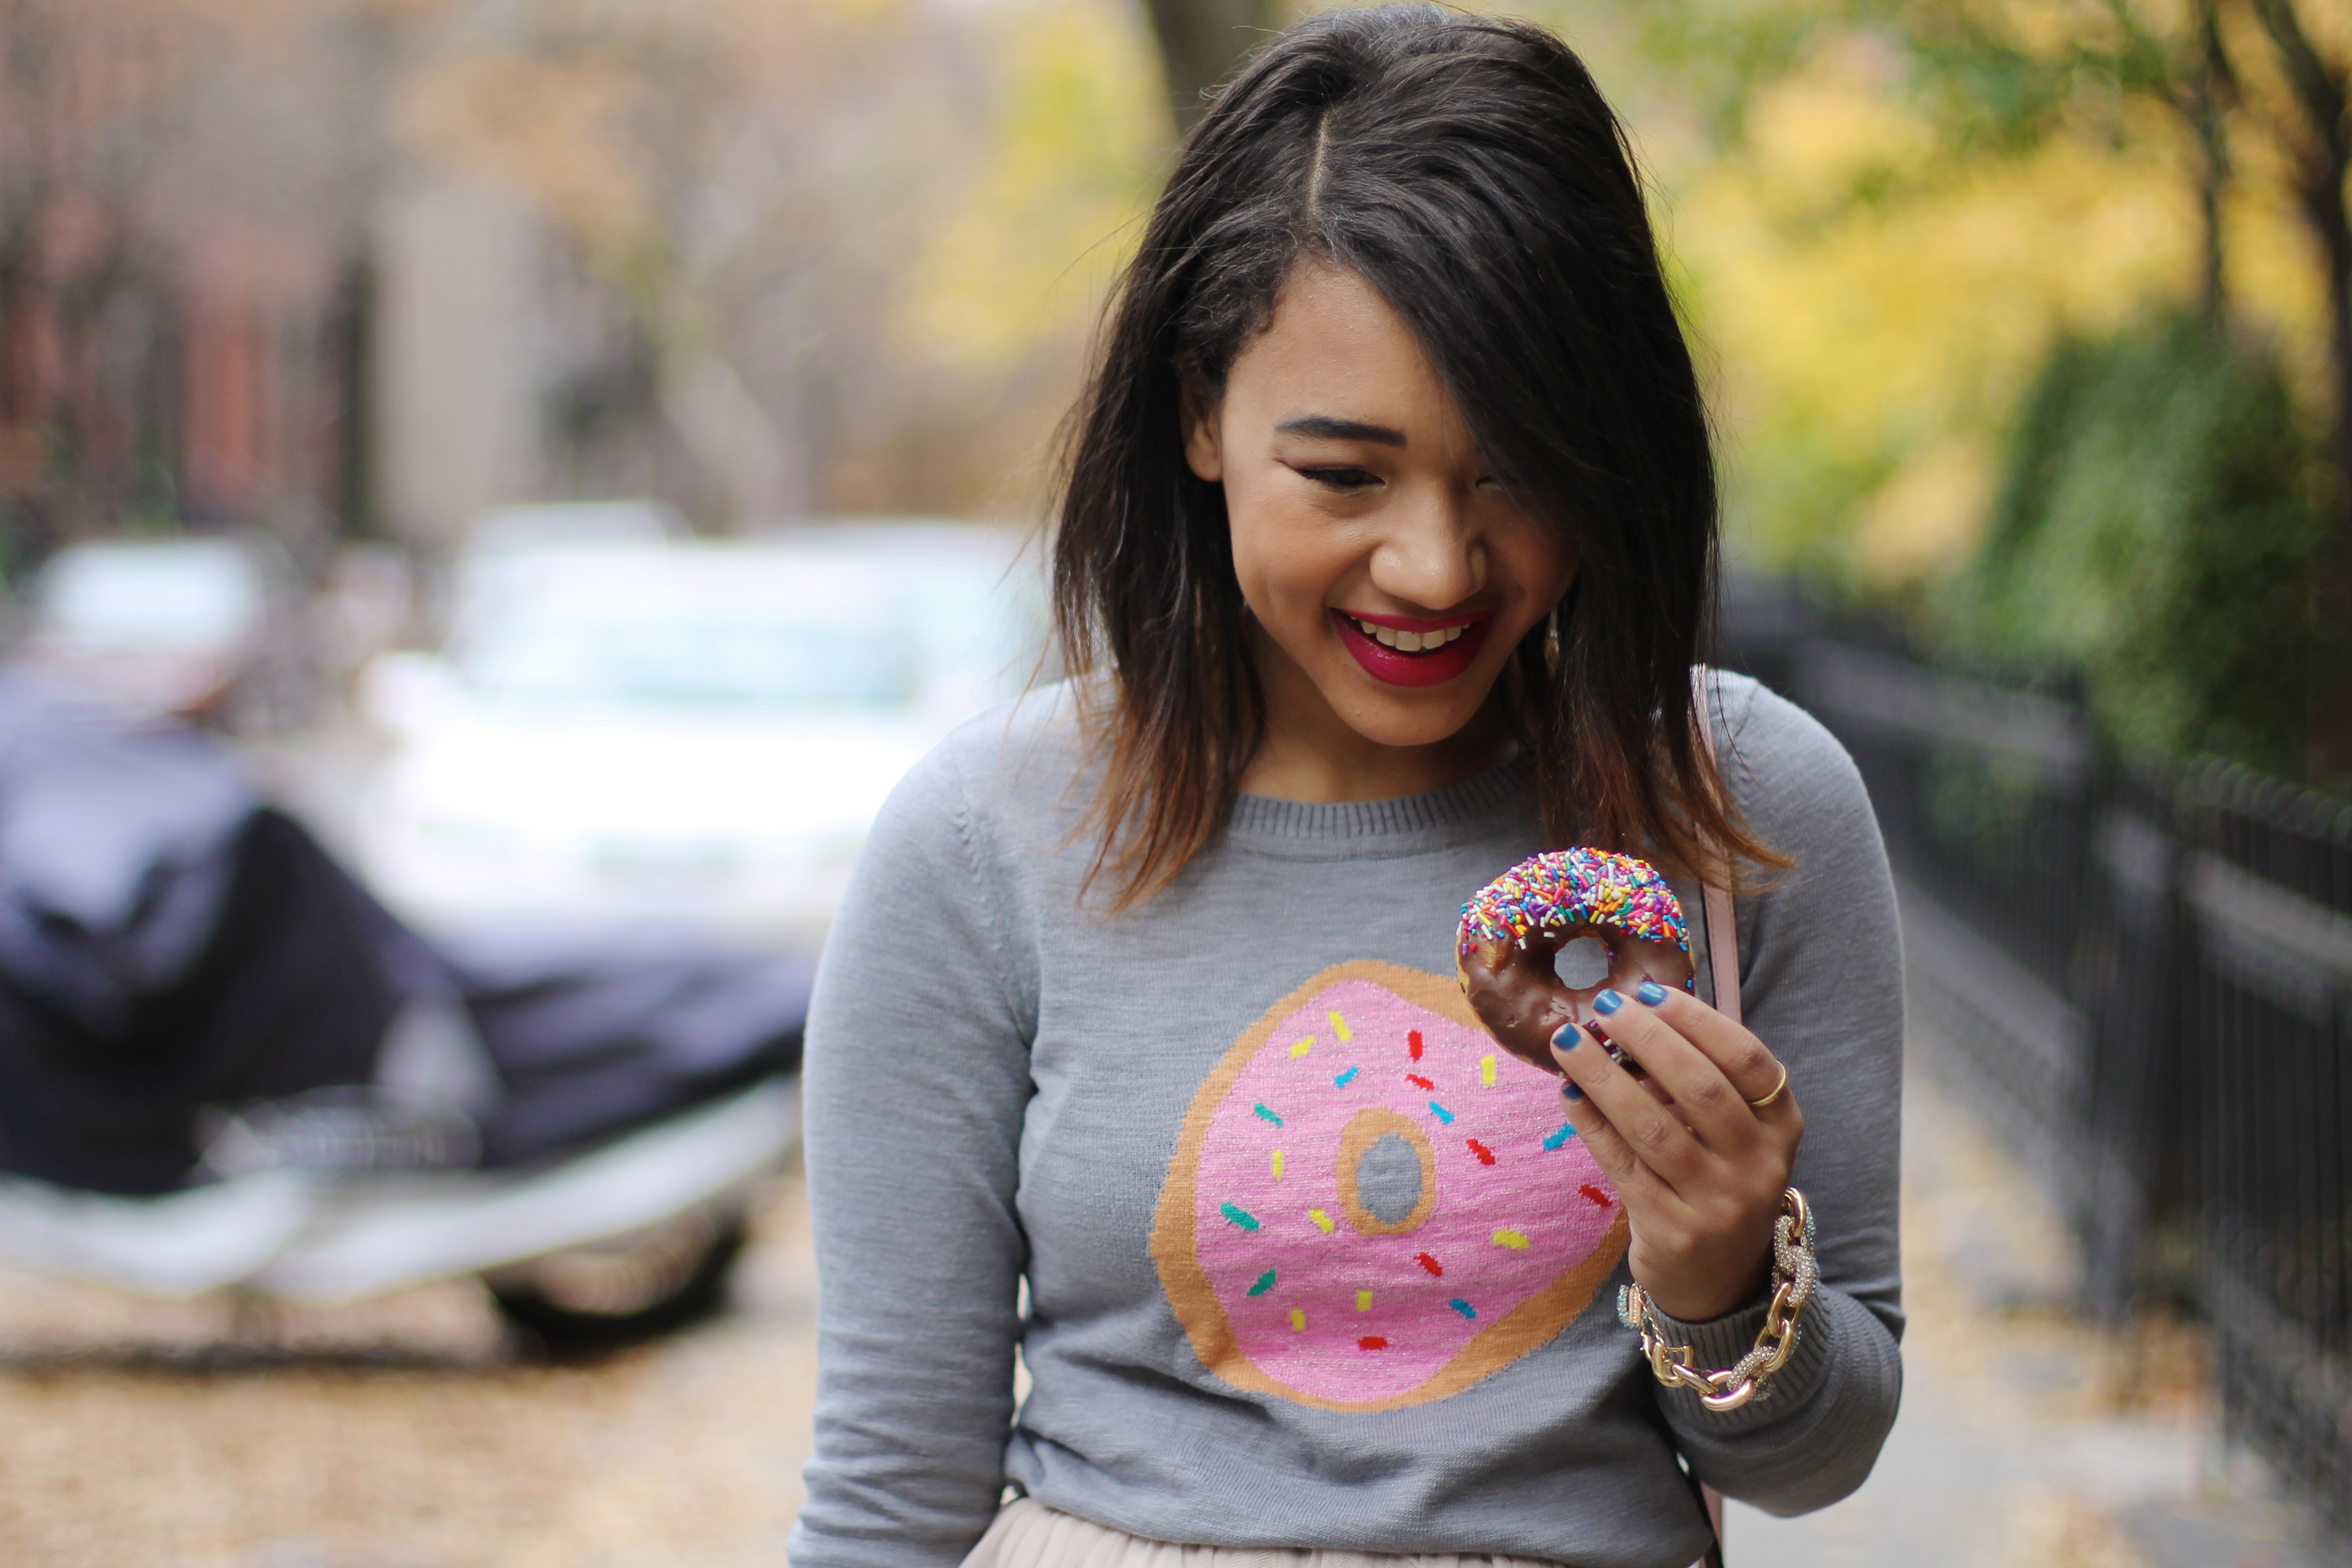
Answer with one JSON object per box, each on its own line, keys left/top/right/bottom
{"left": 1457, "top": 848, "right": 1691, "bottom": 956}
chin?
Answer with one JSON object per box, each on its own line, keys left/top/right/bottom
{"left": 1330, "top": 684, "right": 1491, "bottom": 750}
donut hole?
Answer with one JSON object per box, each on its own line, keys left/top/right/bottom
{"left": 1556, "top": 934, "right": 1611, "bottom": 989}
{"left": 1337, "top": 1108, "right": 1439, "bottom": 1237}
{"left": 1355, "top": 1134, "right": 1425, "bottom": 1228}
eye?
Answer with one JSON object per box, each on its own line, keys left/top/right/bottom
{"left": 1295, "top": 465, "right": 1381, "bottom": 492}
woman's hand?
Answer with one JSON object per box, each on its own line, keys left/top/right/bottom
{"left": 1550, "top": 982, "right": 1801, "bottom": 1324}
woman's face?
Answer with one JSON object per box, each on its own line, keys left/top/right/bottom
{"left": 1186, "top": 264, "right": 1576, "bottom": 755}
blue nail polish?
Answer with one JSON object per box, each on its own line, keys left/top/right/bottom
{"left": 1592, "top": 988, "right": 1625, "bottom": 1016}
{"left": 1636, "top": 979, "right": 1670, "bottom": 1007}
{"left": 1550, "top": 1022, "right": 1579, "bottom": 1052}
{"left": 1560, "top": 1079, "right": 1584, "bottom": 1102}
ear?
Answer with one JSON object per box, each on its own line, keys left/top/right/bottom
{"left": 1180, "top": 368, "right": 1223, "bottom": 483}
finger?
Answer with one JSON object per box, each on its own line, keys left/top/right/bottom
{"left": 1550, "top": 1021, "right": 1708, "bottom": 1193}
{"left": 1583, "top": 987, "right": 1763, "bottom": 1150}
{"left": 1540, "top": 1056, "right": 1675, "bottom": 1212}
{"left": 1629, "top": 983, "right": 1792, "bottom": 1113}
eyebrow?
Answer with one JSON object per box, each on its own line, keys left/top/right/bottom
{"left": 1275, "top": 414, "right": 1407, "bottom": 447}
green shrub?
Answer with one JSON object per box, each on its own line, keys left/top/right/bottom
{"left": 1956, "top": 313, "right": 2326, "bottom": 775}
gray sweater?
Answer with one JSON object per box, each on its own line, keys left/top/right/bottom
{"left": 790, "top": 672, "right": 1903, "bottom": 1568}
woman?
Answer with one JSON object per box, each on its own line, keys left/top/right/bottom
{"left": 790, "top": 10, "right": 1902, "bottom": 1567}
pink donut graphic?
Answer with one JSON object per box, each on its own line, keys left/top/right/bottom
{"left": 1151, "top": 960, "right": 1630, "bottom": 1413}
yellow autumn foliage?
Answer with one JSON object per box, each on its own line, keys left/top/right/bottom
{"left": 1630, "top": 20, "right": 2320, "bottom": 590}
{"left": 891, "top": 0, "right": 1168, "bottom": 380}
{"left": 1680, "top": 55, "right": 2203, "bottom": 581}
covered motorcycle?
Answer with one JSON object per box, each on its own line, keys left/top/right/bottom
{"left": 0, "top": 679, "right": 807, "bottom": 1346}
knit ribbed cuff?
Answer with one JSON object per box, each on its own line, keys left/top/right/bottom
{"left": 1646, "top": 1284, "right": 1836, "bottom": 1434}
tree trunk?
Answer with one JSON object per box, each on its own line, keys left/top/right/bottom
{"left": 2246, "top": 0, "right": 2352, "bottom": 777}
{"left": 2308, "top": 157, "right": 2352, "bottom": 780}
{"left": 1141, "top": 0, "right": 1273, "bottom": 132}
{"left": 329, "top": 251, "right": 377, "bottom": 540}
{"left": 2190, "top": 0, "right": 2233, "bottom": 317}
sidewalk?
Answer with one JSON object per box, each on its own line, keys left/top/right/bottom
{"left": 1725, "top": 1049, "right": 2334, "bottom": 1568}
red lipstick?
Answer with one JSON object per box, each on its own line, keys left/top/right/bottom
{"left": 1331, "top": 608, "right": 1491, "bottom": 688}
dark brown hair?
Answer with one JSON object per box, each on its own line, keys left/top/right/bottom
{"left": 1053, "top": 4, "right": 1780, "bottom": 907}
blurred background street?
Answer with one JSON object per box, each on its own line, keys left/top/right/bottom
{"left": 0, "top": 0, "right": 2348, "bottom": 1561}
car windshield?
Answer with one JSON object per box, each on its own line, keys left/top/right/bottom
{"left": 36, "top": 542, "right": 262, "bottom": 649}
{"left": 466, "top": 613, "right": 912, "bottom": 709}
{"left": 451, "top": 547, "right": 1020, "bottom": 712}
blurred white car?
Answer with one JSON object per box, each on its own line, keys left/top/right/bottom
{"left": 445, "top": 501, "right": 687, "bottom": 630}
{"left": 11, "top": 534, "right": 312, "bottom": 729}
{"left": 356, "top": 529, "right": 1046, "bottom": 949}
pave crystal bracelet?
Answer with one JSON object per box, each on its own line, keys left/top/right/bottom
{"left": 1616, "top": 1187, "right": 1820, "bottom": 1413}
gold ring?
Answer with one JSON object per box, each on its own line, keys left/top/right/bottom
{"left": 1746, "top": 1061, "right": 1789, "bottom": 1111}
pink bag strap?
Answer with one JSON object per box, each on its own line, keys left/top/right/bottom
{"left": 1703, "top": 876, "right": 1740, "bottom": 1026}
{"left": 1691, "top": 667, "right": 1734, "bottom": 1567}
{"left": 1691, "top": 668, "right": 1740, "bottom": 1027}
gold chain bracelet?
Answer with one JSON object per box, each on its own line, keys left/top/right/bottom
{"left": 1615, "top": 1187, "right": 1819, "bottom": 1413}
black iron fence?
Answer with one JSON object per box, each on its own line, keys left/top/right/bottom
{"left": 2179, "top": 763, "right": 2352, "bottom": 1528}
{"left": 1728, "top": 604, "right": 2352, "bottom": 1539}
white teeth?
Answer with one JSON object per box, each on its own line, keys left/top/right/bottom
{"left": 1349, "top": 616, "right": 1470, "bottom": 651}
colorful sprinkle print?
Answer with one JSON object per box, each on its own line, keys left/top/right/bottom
{"left": 1542, "top": 1124, "right": 1579, "bottom": 1151}
{"left": 1172, "top": 966, "right": 1631, "bottom": 1411}
{"left": 1457, "top": 848, "right": 1691, "bottom": 957}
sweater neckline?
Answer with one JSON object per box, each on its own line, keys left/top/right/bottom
{"left": 1224, "top": 754, "right": 1532, "bottom": 847}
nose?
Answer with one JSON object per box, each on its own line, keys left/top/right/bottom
{"left": 1367, "top": 486, "right": 1485, "bottom": 612}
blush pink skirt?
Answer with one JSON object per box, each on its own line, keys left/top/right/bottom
{"left": 960, "top": 1499, "right": 1577, "bottom": 1568}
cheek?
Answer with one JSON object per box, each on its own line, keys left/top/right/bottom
{"left": 1227, "top": 487, "right": 1351, "bottom": 616}
{"left": 1498, "top": 522, "right": 1577, "bottom": 609}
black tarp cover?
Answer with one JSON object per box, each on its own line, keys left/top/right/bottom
{"left": 0, "top": 684, "right": 805, "bottom": 1195}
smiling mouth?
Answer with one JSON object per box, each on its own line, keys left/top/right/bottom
{"left": 1331, "top": 609, "right": 1491, "bottom": 688}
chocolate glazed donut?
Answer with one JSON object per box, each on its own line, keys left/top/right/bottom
{"left": 1455, "top": 849, "right": 1695, "bottom": 1072}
